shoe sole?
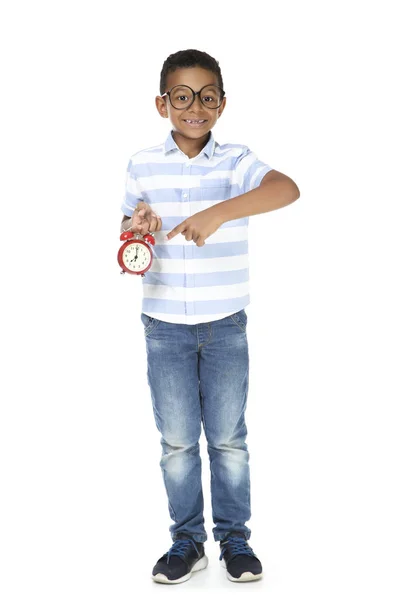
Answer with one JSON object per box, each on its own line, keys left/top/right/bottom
{"left": 221, "top": 558, "right": 263, "bottom": 582}
{"left": 152, "top": 555, "right": 208, "bottom": 584}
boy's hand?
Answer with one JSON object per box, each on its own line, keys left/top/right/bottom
{"left": 132, "top": 201, "right": 162, "bottom": 234}
{"left": 165, "top": 210, "right": 223, "bottom": 247}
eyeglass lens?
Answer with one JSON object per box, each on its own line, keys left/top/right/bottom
{"left": 169, "top": 85, "right": 223, "bottom": 109}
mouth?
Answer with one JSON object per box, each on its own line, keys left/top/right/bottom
{"left": 183, "top": 119, "right": 208, "bottom": 128}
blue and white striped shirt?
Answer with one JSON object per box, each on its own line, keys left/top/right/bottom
{"left": 121, "top": 129, "right": 273, "bottom": 325}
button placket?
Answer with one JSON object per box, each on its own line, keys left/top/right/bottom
{"left": 182, "top": 161, "right": 192, "bottom": 317}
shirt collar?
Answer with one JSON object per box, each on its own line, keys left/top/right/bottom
{"left": 163, "top": 129, "right": 217, "bottom": 159}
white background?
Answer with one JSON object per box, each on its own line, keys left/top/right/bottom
{"left": 1, "top": 0, "right": 399, "bottom": 598}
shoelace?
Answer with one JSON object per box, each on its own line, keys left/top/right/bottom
{"left": 167, "top": 539, "right": 200, "bottom": 564}
{"left": 219, "top": 536, "right": 256, "bottom": 561}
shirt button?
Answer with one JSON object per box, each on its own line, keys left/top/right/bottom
{"left": 183, "top": 194, "right": 188, "bottom": 198}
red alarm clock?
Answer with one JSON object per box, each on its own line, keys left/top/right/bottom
{"left": 118, "top": 231, "right": 156, "bottom": 276}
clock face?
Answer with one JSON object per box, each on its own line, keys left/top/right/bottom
{"left": 122, "top": 241, "right": 151, "bottom": 272}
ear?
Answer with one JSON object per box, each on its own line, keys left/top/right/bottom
{"left": 217, "top": 96, "right": 227, "bottom": 118}
{"left": 155, "top": 96, "right": 169, "bottom": 118}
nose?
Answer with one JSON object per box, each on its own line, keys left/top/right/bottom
{"left": 189, "top": 92, "right": 204, "bottom": 110}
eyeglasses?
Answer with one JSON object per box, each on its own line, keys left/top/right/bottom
{"left": 161, "top": 84, "right": 225, "bottom": 110}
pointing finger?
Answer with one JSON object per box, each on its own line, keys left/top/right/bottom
{"left": 165, "top": 222, "right": 186, "bottom": 241}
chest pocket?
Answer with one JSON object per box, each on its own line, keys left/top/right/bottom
{"left": 200, "top": 177, "right": 231, "bottom": 202}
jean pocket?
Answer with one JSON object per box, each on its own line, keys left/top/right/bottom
{"left": 140, "top": 312, "right": 160, "bottom": 337}
{"left": 229, "top": 308, "right": 248, "bottom": 332}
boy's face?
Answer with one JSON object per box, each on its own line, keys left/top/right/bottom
{"left": 156, "top": 66, "right": 226, "bottom": 140}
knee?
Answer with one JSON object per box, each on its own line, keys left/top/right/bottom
{"left": 161, "top": 436, "right": 200, "bottom": 457}
{"left": 160, "top": 436, "right": 200, "bottom": 481}
{"left": 205, "top": 422, "right": 249, "bottom": 458}
{"left": 159, "top": 420, "right": 201, "bottom": 457}
{"left": 204, "top": 420, "right": 248, "bottom": 453}
{"left": 206, "top": 437, "right": 249, "bottom": 487}
{"left": 207, "top": 437, "right": 248, "bottom": 455}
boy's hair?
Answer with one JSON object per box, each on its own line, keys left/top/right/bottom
{"left": 159, "top": 49, "right": 224, "bottom": 96}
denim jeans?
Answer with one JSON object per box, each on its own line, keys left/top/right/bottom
{"left": 140, "top": 308, "right": 252, "bottom": 543}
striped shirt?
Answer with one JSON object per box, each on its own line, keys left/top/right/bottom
{"left": 121, "top": 129, "right": 273, "bottom": 325}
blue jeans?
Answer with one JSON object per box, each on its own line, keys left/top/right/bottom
{"left": 141, "top": 308, "right": 252, "bottom": 543}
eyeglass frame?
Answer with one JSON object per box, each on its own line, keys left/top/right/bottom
{"left": 161, "top": 84, "right": 226, "bottom": 110}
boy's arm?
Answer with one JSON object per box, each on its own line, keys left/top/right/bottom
{"left": 165, "top": 170, "right": 300, "bottom": 244}
{"left": 209, "top": 169, "right": 300, "bottom": 224}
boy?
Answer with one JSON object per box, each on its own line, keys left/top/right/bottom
{"left": 120, "top": 49, "right": 300, "bottom": 584}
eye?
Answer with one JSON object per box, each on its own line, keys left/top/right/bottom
{"left": 178, "top": 95, "right": 188, "bottom": 101}
{"left": 202, "top": 96, "right": 213, "bottom": 103}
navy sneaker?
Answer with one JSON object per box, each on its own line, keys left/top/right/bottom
{"left": 152, "top": 534, "right": 208, "bottom": 584}
{"left": 219, "top": 532, "right": 263, "bottom": 582}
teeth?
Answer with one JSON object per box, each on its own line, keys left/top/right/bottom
{"left": 185, "top": 120, "right": 205, "bottom": 123}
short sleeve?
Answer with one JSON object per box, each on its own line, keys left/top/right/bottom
{"left": 236, "top": 147, "right": 273, "bottom": 195}
{"left": 120, "top": 159, "right": 142, "bottom": 217}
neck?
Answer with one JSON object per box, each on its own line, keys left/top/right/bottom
{"left": 172, "top": 130, "right": 211, "bottom": 159}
